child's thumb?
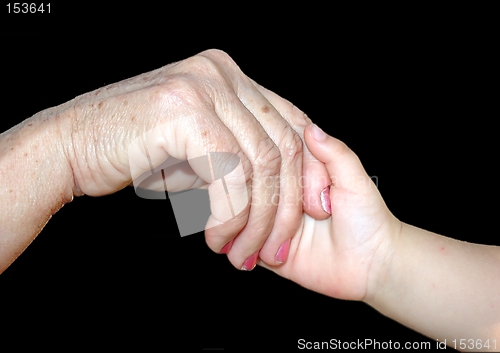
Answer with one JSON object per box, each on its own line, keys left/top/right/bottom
{"left": 304, "top": 124, "right": 371, "bottom": 191}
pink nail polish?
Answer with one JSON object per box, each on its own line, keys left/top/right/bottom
{"left": 241, "top": 252, "right": 259, "bottom": 271}
{"left": 321, "top": 186, "right": 332, "bottom": 214}
{"left": 275, "top": 238, "right": 291, "bottom": 264}
{"left": 219, "top": 240, "right": 233, "bottom": 254}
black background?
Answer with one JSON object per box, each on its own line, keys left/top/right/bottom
{"left": 1, "top": 9, "right": 498, "bottom": 352}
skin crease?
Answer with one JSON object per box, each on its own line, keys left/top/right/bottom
{"left": 3, "top": 46, "right": 498, "bottom": 350}
{"left": 0, "top": 49, "right": 331, "bottom": 274}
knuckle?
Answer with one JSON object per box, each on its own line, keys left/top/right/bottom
{"left": 239, "top": 222, "right": 273, "bottom": 247}
{"left": 204, "top": 231, "right": 226, "bottom": 253}
{"left": 197, "top": 49, "right": 236, "bottom": 67}
{"left": 229, "top": 149, "right": 253, "bottom": 185}
{"left": 196, "top": 50, "right": 242, "bottom": 86}
{"left": 279, "top": 126, "right": 303, "bottom": 161}
{"left": 254, "top": 138, "right": 282, "bottom": 175}
{"left": 151, "top": 74, "right": 212, "bottom": 111}
{"left": 182, "top": 54, "right": 220, "bottom": 76}
{"left": 180, "top": 50, "right": 237, "bottom": 81}
{"left": 288, "top": 103, "right": 311, "bottom": 127}
{"left": 334, "top": 139, "right": 352, "bottom": 157}
{"left": 332, "top": 139, "right": 360, "bottom": 164}
{"left": 176, "top": 51, "right": 237, "bottom": 94}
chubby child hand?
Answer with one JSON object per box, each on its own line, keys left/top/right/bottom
{"left": 259, "top": 124, "right": 500, "bottom": 346}
{"left": 259, "top": 124, "right": 401, "bottom": 302}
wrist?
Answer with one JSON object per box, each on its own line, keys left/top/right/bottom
{"left": 1, "top": 106, "right": 75, "bottom": 199}
{"left": 34, "top": 105, "right": 77, "bottom": 199}
{"left": 0, "top": 106, "right": 76, "bottom": 272}
{"left": 362, "top": 217, "right": 403, "bottom": 305}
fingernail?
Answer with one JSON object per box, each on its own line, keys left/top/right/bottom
{"left": 275, "top": 238, "right": 291, "bottom": 264}
{"left": 311, "top": 124, "right": 326, "bottom": 141}
{"left": 241, "top": 252, "right": 259, "bottom": 271}
{"left": 320, "top": 186, "right": 332, "bottom": 214}
{"left": 219, "top": 240, "right": 233, "bottom": 254}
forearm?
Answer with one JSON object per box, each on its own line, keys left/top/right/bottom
{"left": 0, "top": 106, "right": 75, "bottom": 273}
{"left": 366, "top": 222, "right": 500, "bottom": 349}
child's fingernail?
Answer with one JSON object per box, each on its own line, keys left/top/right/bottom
{"left": 321, "top": 186, "right": 332, "bottom": 214}
{"left": 241, "top": 252, "right": 259, "bottom": 271}
{"left": 219, "top": 240, "right": 233, "bottom": 254}
{"left": 311, "top": 124, "right": 326, "bottom": 141}
{"left": 275, "top": 238, "right": 291, "bottom": 264}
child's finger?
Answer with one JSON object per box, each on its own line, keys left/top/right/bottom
{"left": 304, "top": 124, "right": 371, "bottom": 192}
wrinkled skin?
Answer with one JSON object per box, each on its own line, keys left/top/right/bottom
{"left": 0, "top": 49, "right": 331, "bottom": 272}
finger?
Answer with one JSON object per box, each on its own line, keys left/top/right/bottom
{"left": 127, "top": 105, "right": 251, "bottom": 254}
{"left": 250, "top": 81, "right": 332, "bottom": 219}
{"left": 204, "top": 151, "right": 251, "bottom": 249}
{"left": 304, "top": 124, "right": 372, "bottom": 193}
{"left": 225, "top": 74, "right": 304, "bottom": 266}
{"left": 196, "top": 50, "right": 305, "bottom": 268}
{"left": 177, "top": 123, "right": 253, "bottom": 254}
{"left": 209, "top": 90, "right": 282, "bottom": 270}
{"left": 188, "top": 51, "right": 289, "bottom": 270}
{"left": 238, "top": 92, "right": 303, "bottom": 266}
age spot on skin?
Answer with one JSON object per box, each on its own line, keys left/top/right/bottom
{"left": 98, "top": 102, "right": 103, "bottom": 109}
{"left": 261, "top": 105, "right": 270, "bottom": 113}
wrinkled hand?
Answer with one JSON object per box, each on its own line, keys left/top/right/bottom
{"left": 55, "top": 49, "right": 331, "bottom": 270}
{"left": 259, "top": 124, "right": 401, "bottom": 301}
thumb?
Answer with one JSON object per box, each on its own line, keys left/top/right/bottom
{"left": 304, "top": 124, "right": 371, "bottom": 192}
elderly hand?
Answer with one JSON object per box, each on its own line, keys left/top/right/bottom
{"left": 0, "top": 49, "right": 330, "bottom": 273}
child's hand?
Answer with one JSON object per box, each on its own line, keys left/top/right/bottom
{"left": 260, "top": 124, "right": 401, "bottom": 301}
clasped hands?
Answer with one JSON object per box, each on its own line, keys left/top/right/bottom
{"left": 3, "top": 49, "right": 498, "bottom": 345}
{"left": 2, "top": 49, "right": 400, "bottom": 303}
